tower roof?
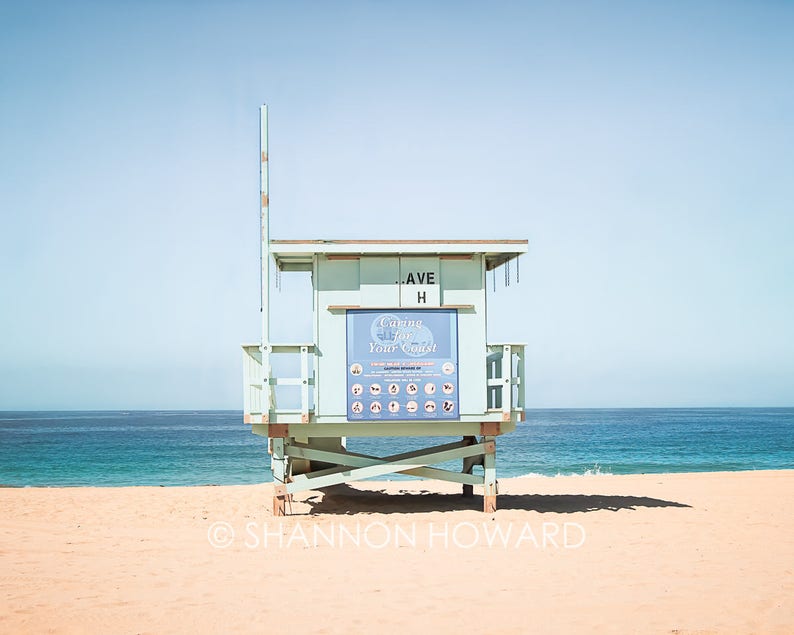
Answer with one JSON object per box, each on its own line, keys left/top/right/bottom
{"left": 269, "top": 239, "right": 528, "bottom": 271}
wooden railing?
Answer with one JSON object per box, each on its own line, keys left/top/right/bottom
{"left": 242, "top": 343, "right": 315, "bottom": 423}
{"left": 486, "top": 343, "right": 526, "bottom": 420}
{"left": 243, "top": 342, "right": 525, "bottom": 423}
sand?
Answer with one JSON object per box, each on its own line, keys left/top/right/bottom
{"left": 1, "top": 470, "right": 793, "bottom": 634}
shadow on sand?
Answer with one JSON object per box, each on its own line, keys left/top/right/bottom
{"left": 305, "top": 484, "right": 692, "bottom": 515}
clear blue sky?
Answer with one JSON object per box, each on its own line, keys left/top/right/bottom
{"left": 1, "top": 1, "right": 792, "bottom": 409}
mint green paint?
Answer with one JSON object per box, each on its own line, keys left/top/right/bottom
{"left": 242, "top": 170, "right": 527, "bottom": 507}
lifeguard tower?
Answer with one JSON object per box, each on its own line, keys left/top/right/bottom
{"left": 242, "top": 106, "right": 527, "bottom": 515}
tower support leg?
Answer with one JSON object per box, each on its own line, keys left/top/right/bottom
{"left": 461, "top": 435, "right": 480, "bottom": 498}
{"left": 272, "top": 437, "right": 287, "bottom": 517}
{"left": 483, "top": 435, "right": 497, "bottom": 513}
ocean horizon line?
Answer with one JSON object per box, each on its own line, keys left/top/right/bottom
{"left": 2, "top": 405, "right": 793, "bottom": 414}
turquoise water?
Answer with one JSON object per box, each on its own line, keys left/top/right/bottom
{"left": 0, "top": 408, "right": 792, "bottom": 487}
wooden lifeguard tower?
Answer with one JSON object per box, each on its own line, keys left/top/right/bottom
{"left": 243, "top": 106, "right": 527, "bottom": 515}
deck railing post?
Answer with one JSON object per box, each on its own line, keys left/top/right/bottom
{"left": 300, "top": 345, "right": 309, "bottom": 423}
{"left": 516, "top": 345, "right": 525, "bottom": 409}
{"left": 501, "top": 344, "right": 512, "bottom": 421}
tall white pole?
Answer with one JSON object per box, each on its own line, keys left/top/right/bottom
{"left": 259, "top": 105, "right": 271, "bottom": 419}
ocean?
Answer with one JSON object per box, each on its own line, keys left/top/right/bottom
{"left": 0, "top": 408, "right": 792, "bottom": 487}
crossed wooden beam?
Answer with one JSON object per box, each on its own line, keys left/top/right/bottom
{"left": 272, "top": 436, "right": 498, "bottom": 515}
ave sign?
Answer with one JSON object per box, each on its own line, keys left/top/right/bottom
{"left": 400, "top": 260, "right": 439, "bottom": 306}
{"left": 403, "top": 271, "right": 435, "bottom": 285}
{"left": 358, "top": 256, "right": 441, "bottom": 307}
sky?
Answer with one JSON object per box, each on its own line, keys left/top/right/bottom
{"left": 1, "top": 0, "right": 792, "bottom": 409}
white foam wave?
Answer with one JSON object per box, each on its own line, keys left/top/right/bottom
{"left": 515, "top": 464, "right": 613, "bottom": 478}
{"left": 558, "top": 463, "right": 613, "bottom": 477}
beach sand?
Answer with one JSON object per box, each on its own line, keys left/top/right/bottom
{"left": 1, "top": 470, "right": 792, "bottom": 634}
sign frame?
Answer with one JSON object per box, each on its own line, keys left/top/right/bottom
{"left": 345, "top": 308, "right": 460, "bottom": 421}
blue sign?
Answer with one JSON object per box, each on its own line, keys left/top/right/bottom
{"left": 346, "top": 309, "right": 459, "bottom": 421}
